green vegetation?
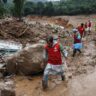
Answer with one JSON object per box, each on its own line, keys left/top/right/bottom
{"left": 2, "top": 0, "right": 7, "bottom": 4}
{"left": 0, "top": 1, "right": 7, "bottom": 18}
{"left": 12, "top": 0, "right": 26, "bottom": 20}
{"left": 0, "top": 0, "right": 96, "bottom": 18}
{"left": 23, "top": 0, "right": 96, "bottom": 16}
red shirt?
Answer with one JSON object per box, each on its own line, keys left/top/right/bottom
{"left": 88, "top": 22, "right": 91, "bottom": 27}
{"left": 74, "top": 34, "right": 81, "bottom": 43}
{"left": 78, "top": 26, "right": 84, "bottom": 37}
{"left": 44, "top": 43, "right": 62, "bottom": 65}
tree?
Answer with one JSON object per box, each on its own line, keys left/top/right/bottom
{"left": 13, "top": 0, "right": 26, "bottom": 20}
{"left": 3, "top": 0, "right": 7, "bottom": 4}
{"left": 44, "top": 2, "right": 54, "bottom": 16}
{"left": 0, "top": 1, "right": 6, "bottom": 18}
{"left": 35, "top": 1, "right": 45, "bottom": 15}
{"left": 24, "top": 1, "right": 36, "bottom": 16}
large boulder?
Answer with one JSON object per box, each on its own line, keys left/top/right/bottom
{"left": 5, "top": 43, "right": 44, "bottom": 75}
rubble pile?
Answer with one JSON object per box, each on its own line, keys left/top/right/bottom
{"left": 0, "top": 17, "right": 74, "bottom": 76}
{"left": 0, "top": 80, "right": 15, "bottom": 96}
{"left": 0, "top": 20, "right": 34, "bottom": 42}
{"left": 93, "top": 35, "right": 96, "bottom": 46}
{"left": 0, "top": 17, "right": 72, "bottom": 45}
{"left": 49, "top": 17, "right": 69, "bottom": 27}
{"left": 0, "top": 17, "right": 75, "bottom": 77}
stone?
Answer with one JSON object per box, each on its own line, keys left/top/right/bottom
{"left": 6, "top": 43, "right": 44, "bottom": 75}
{"left": 1, "top": 89, "right": 15, "bottom": 96}
{"left": 0, "top": 80, "right": 15, "bottom": 96}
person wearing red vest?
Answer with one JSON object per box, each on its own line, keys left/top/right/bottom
{"left": 72, "top": 29, "right": 82, "bottom": 57}
{"left": 78, "top": 23, "right": 85, "bottom": 38}
{"left": 41, "top": 36, "right": 68, "bottom": 90}
{"left": 88, "top": 20, "right": 92, "bottom": 34}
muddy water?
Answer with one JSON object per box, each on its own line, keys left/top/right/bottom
{"left": 15, "top": 68, "right": 96, "bottom": 96}
{"left": 67, "top": 68, "right": 96, "bottom": 96}
{"left": 3, "top": 15, "right": 96, "bottom": 96}
{"left": 65, "top": 39, "right": 96, "bottom": 96}
{"left": 15, "top": 37, "right": 96, "bottom": 96}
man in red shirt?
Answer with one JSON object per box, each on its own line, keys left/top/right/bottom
{"left": 41, "top": 36, "right": 68, "bottom": 90}
{"left": 78, "top": 23, "right": 85, "bottom": 38}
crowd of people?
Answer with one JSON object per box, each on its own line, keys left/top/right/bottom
{"left": 41, "top": 20, "right": 92, "bottom": 90}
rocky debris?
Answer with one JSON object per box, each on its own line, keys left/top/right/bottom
{"left": 0, "top": 64, "right": 6, "bottom": 73}
{"left": 0, "top": 17, "right": 13, "bottom": 24}
{"left": 0, "top": 40, "right": 23, "bottom": 71}
{"left": 49, "top": 17, "right": 69, "bottom": 27}
{"left": 0, "top": 80, "right": 15, "bottom": 96}
{"left": 24, "top": 16, "right": 69, "bottom": 26}
{"left": 0, "top": 17, "right": 74, "bottom": 77}
{"left": 1, "top": 16, "right": 95, "bottom": 78}
{"left": 0, "top": 17, "right": 71, "bottom": 46}
{"left": 92, "top": 36, "right": 96, "bottom": 46}
{"left": 5, "top": 43, "right": 44, "bottom": 75}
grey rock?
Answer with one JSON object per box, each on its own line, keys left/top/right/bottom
{"left": 6, "top": 43, "right": 44, "bottom": 75}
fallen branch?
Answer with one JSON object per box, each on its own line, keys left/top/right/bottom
{"left": 17, "top": 26, "right": 29, "bottom": 37}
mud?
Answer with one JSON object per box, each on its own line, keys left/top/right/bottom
{"left": 14, "top": 15, "right": 96, "bottom": 96}
{"left": 67, "top": 68, "right": 96, "bottom": 96}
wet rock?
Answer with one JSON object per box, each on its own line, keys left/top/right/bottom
{"left": 6, "top": 43, "right": 44, "bottom": 75}
{"left": 83, "top": 63, "right": 87, "bottom": 66}
{"left": 92, "top": 55, "right": 96, "bottom": 59}
{"left": 0, "top": 72, "right": 3, "bottom": 78}
{"left": 1, "top": 89, "right": 15, "bottom": 96}
{"left": 68, "top": 75, "right": 72, "bottom": 79}
{"left": 0, "top": 80, "right": 15, "bottom": 96}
